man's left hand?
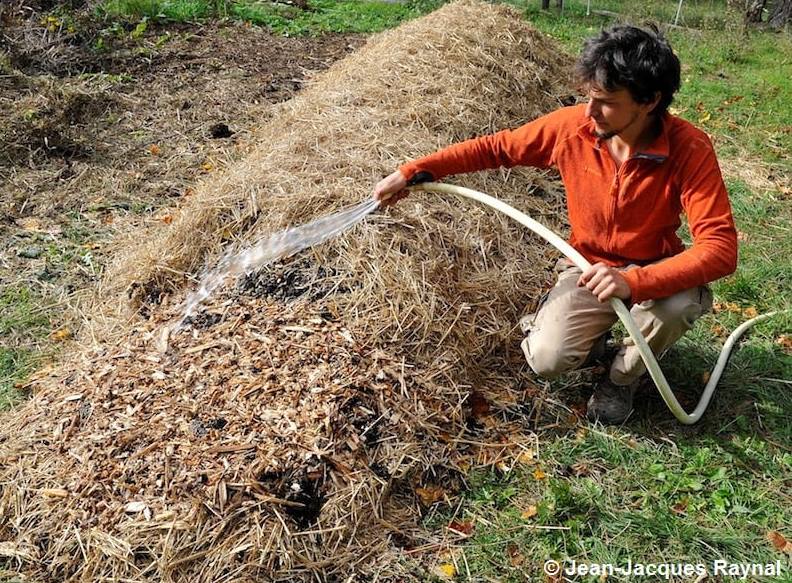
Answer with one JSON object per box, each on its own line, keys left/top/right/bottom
{"left": 577, "top": 262, "right": 631, "bottom": 302}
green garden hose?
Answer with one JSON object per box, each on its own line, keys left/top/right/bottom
{"left": 409, "top": 182, "right": 781, "bottom": 424}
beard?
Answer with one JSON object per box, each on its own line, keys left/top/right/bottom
{"left": 594, "top": 129, "right": 619, "bottom": 140}
{"left": 593, "top": 110, "right": 642, "bottom": 140}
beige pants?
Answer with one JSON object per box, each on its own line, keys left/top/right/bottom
{"left": 521, "top": 259, "right": 713, "bottom": 386}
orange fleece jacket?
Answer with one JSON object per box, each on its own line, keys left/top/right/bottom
{"left": 399, "top": 104, "right": 737, "bottom": 303}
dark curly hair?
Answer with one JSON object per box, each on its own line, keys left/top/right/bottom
{"left": 576, "top": 24, "right": 681, "bottom": 116}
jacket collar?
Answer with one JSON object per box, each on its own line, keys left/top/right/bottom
{"left": 576, "top": 113, "right": 670, "bottom": 162}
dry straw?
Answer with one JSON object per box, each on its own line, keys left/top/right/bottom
{"left": 1, "top": 1, "right": 576, "bottom": 580}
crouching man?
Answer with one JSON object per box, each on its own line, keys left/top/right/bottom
{"left": 372, "top": 24, "right": 737, "bottom": 424}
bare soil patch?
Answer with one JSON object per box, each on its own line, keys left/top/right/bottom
{"left": 1, "top": 5, "right": 362, "bottom": 346}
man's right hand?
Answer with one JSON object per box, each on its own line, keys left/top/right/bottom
{"left": 372, "top": 170, "right": 408, "bottom": 207}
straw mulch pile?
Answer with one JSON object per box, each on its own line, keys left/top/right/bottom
{"left": 0, "top": 1, "right": 578, "bottom": 580}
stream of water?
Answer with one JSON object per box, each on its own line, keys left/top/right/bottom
{"left": 177, "top": 199, "right": 379, "bottom": 327}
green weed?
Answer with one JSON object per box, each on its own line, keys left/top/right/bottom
{"left": 714, "top": 179, "right": 792, "bottom": 309}
{"left": 0, "top": 217, "right": 100, "bottom": 411}
{"left": 0, "top": 286, "right": 51, "bottom": 341}
{"left": 98, "top": 0, "right": 445, "bottom": 33}
{"left": 231, "top": 0, "right": 444, "bottom": 35}
{"left": 0, "top": 287, "right": 51, "bottom": 411}
{"left": 77, "top": 71, "right": 135, "bottom": 84}
{"left": 99, "top": 0, "right": 214, "bottom": 21}
{"left": 0, "top": 348, "right": 37, "bottom": 410}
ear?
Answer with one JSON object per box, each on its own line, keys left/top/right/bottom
{"left": 645, "top": 91, "right": 662, "bottom": 114}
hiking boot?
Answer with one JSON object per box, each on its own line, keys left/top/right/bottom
{"left": 586, "top": 378, "right": 636, "bottom": 425}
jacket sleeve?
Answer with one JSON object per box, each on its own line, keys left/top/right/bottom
{"left": 398, "top": 106, "right": 576, "bottom": 183}
{"left": 622, "top": 135, "right": 738, "bottom": 302}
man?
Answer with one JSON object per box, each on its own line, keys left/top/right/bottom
{"left": 372, "top": 25, "right": 737, "bottom": 424}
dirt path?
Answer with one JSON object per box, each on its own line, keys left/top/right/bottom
{"left": 1, "top": 8, "right": 362, "bottom": 358}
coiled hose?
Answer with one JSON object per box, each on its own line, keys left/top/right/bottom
{"left": 409, "top": 182, "right": 781, "bottom": 424}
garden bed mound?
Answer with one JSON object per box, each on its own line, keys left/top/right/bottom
{"left": 1, "top": 1, "right": 578, "bottom": 580}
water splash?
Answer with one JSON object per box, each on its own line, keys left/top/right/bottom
{"left": 177, "top": 199, "right": 380, "bottom": 328}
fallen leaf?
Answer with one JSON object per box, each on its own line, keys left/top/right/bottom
{"left": 416, "top": 485, "right": 445, "bottom": 506}
{"left": 570, "top": 402, "right": 587, "bottom": 418}
{"left": 16, "top": 217, "right": 43, "bottom": 231}
{"left": 447, "top": 520, "right": 474, "bottom": 536}
{"left": 468, "top": 390, "right": 490, "bottom": 418}
{"left": 713, "top": 301, "right": 741, "bottom": 315}
{"left": 50, "top": 328, "right": 72, "bottom": 342}
{"left": 767, "top": 531, "right": 792, "bottom": 553}
{"left": 201, "top": 162, "right": 214, "bottom": 172}
{"left": 148, "top": 144, "right": 161, "bottom": 155}
{"left": 507, "top": 542, "right": 524, "bottom": 566}
{"left": 533, "top": 468, "right": 547, "bottom": 480}
{"left": 518, "top": 449, "right": 536, "bottom": 464}
{"left": 743, "top": 306, "right": 758, "bottom": 319}
{"left": 671, "top": 498, "right": 689, "bottom": 515}
{"left": 521, "top": 505, "right": 538, "bottom": 519}
{"left": 710, "top": 324, "right": 727, "bottom": 338}
{"left": 160, "top": 214, "right": 173, "bottom": 225}
{"left": 435, "top": 563, "right": 456, "bottom": 578}
{"left": 569, "top": 462, "right": 592, "bottom": 477}
{"left": 776, "top": 335, "right": 792, "bottom": 353}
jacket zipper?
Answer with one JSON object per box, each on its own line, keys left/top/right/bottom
{"left": 605, "top": 149, "right": 623, "bottom": 253}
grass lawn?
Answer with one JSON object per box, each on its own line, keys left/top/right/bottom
{"left": 96, "top": 0, "right": 446, "bottom": 33}
{"left": 0, "top": 286, "right": 51, "bottom": 410}
{"left": 3, "top": 0, "right": 790, "bottom": 580}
